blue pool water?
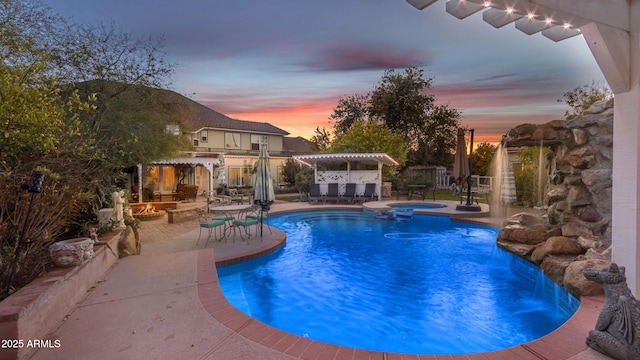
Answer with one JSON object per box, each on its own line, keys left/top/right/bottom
{"left": 217, "top": 210, "right": 578, "bottom": 354}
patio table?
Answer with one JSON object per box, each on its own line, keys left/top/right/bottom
{"left": 408, "top": 184, "right": 435, "bottom": 201}
{"left": 209, "top": 204, "right": 252, "bottom": 241}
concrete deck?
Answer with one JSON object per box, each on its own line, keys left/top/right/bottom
{"left": 24, "top": 199, "right": 611, "bottom": 360}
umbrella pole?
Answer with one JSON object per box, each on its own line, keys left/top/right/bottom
{"left": 260, "top": 171, "right": 265, "bottom": 236}
{"left": 457, "top": 129, "right": 481, "bottom": 212}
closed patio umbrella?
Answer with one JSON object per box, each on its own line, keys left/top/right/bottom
{"left": 453, "top": 128, "right": 470, "bottom": 190}
{"left": 252, "top": 145, "right": 275, "bottom": 236}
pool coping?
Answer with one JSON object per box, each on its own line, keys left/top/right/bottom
{"left": 200, "top": 204, "right": 604, "bottom": 360}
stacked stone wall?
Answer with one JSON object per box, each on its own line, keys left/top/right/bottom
{"left": 498, "top": 99, "right": 613, "bottom": 298}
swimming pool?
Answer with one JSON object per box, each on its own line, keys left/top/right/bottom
{"left": 217, "top": 210, "right": 578, "bottom": 354}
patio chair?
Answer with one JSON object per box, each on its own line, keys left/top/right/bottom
{"left": 247, "top": 206, "right": 272, "bottom": 234}
{"left": 196, "top": 210, "right": 227, "bottom": 247}
{"left": 341, "top": 183, "right": 357, "bottom": 204}
{"left": 325, "top": 183, "right": 340, "bottom": 203}
{"left": 354, "top": 183, "right": 377, "bottom": 204}
{"left": 308, "top": 183, "right": 324, "bottom": 204}
{"left": 176, "top": 184, "right": 198, "bottom": 202}
{"left": 230, "top": 205, "right": 261, "bottom": 243}
{"left": 229, "top": 188, "right": 248, "bottom": 204}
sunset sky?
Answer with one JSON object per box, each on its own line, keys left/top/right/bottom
{"left": 45, "top": 0, "right": 605, "bottom": 144}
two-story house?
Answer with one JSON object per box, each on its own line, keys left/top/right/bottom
{"left": 134, "top": 93, "right": 314, "bottom": 202}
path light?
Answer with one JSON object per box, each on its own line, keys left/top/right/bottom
{"left": 3, "top": 171, "right": 45, "bottom": 299}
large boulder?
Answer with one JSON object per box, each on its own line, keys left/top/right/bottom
{"left": 531, "top": 236, "right": 584, "bottom": 264}
{"left": 563, "top": 259, "right": 609, "bottom": 298}
{"left": 576, "top": 234, "right": 611, "bottom": 252}
{"left": 496, "top": 241, "right": 536, "bottom": 258}
{"left": 540, "top": 255, "right": 575, "bottom": 285}
{"left": 504, "top": 212, "right": 547, "bottom": 227}
{"left": 497, "top": 224, "right": 550, "bottom": 245}
{"left": 118, "top": 226, "right": 140, "bottom": 258}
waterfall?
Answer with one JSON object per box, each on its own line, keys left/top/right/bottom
{"left": 489, "top": 143, "right": 515, "bottom": 219}
{"left": 538, "top": 140, "right": 544, "bottom": 207}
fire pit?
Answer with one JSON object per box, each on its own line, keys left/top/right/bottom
{"left": 133, "top": 204, "right": 166, "bottom": 220}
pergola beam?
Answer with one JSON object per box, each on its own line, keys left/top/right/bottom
{"left": 406, "top": 0, "right": 632, "bottom": 92}
{"left": 483, "top": 8, "right": 523, "bottom": 28}
{"left": 407, "top": 0, "right": 628, "bottom": 34}
{"left": 580, "top": 21, "right": 631, "bottom": 94}
{"left": 446, "top": 0, "right": 485, "bottom": 19}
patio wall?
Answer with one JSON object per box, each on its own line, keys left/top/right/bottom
{"left": 0, "top": 232, "right": 120, "bottom": 360}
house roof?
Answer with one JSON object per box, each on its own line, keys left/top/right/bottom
{"left": 181, "top": 95, "right": 289, "bottom": 135}
{"left": 282, "top": 136, "right": 317, "bottom": 155}
{"left": 293, "top": 153, "right": 399, "bottom": 167}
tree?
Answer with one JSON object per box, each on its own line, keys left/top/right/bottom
{"left": 330, "top": 66, "right": 462, "bottom": 167}
{"left": 68, "top": 83, "right": 193, "bottom": 175}
{"left": 0, "top": 50, "right": 95, "bottom": 299}
{"left": 471, "top": 142, "right": 497, "bottom": 176}
{"left": 370, "top": 67, "right": 435, "bottom": 148}
{"left": 412, "top": 104, "right": 461, "bottom": 166}
{"left": 0, "top": 0, "right": 183, "bottom": 299}
{"left": 281, "top": 158, "right": 302, "bottom": 187}
{"left": 329, "top": 122, "right": 407, "bottom": 179}
{"left": 329, "top": 94, "right": 370, "bottom": 137}
{"left": 309, "top": 127, "right": 332, "bottom": 153}
{"left": 52, "top": 19, "right": 182, "bottom": 176}
{"left": 557, "top": 81, "right": 613, "bottom": 117}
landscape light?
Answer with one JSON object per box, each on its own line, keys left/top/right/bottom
{"left": 3, "top": 171, "right": 45, "bottom": 299}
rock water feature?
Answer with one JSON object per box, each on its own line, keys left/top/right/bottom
{"left": 496, "top": 99, "right": 614, "bottom": 298}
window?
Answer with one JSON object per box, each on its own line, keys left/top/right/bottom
{"left": 225, "top": 132, "right": 241, "bottom": 149}
{"left": 160, "top": 166, "right": 175, "bottom": 192}
{"left": 200, "top": 130, "right": 208, "bottom": 142}
{"left": 277, "top": 166, "right": 285, "bottom": 186}
{"left": 193, "top": 137, "right": 199, "bottom": 146}
{"left": 251, "top": 134, "right": 268, "bottom": 151}
{"left": 228, "top": 167, "right": 252, "bottom": 187}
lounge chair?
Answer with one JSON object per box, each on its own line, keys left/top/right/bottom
{"left": 325, "top": 183, "right": 340, "bottom": 203}
{"left": 308, "top": 183, "right": 324, "bottom": 204}
{"left": 341, "top": 183, "right": 357, "bottom": 204}
{"left": 354, "top": 183, "right": 377, "bottom": 204}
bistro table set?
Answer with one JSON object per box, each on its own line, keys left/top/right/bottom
{"left": 198, "top": 203, "right": 263, "bottom": 245}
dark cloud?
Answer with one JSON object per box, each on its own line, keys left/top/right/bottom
{"left": 301, "top": 43, "right": 433, "bottom": 72}
{"left": 474, "top": 73, "right": 520, "bottom": 82}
